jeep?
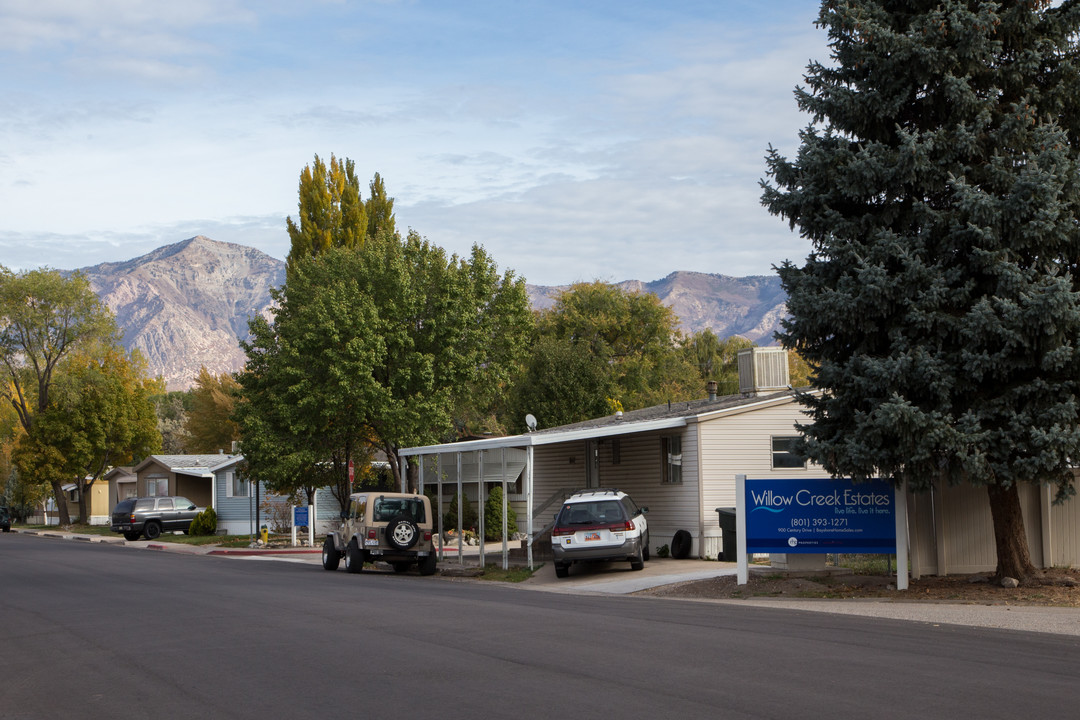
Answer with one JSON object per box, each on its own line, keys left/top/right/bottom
{"left": 322, "top": 492, "right": 437, "bottom": 576}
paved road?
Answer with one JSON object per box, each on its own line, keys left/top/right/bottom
{"left": 2, "top": 534, "right": 1078, "bottom": 720}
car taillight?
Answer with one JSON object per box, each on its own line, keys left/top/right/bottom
{"left": 129, "top": 514, "right": 136, "bottom": 522}
{"left": 606, "top": 521, "right": 633, "bottom": 532}
{"left": 552, "top": 526, "right": 572, "bottom": 537}
{"left": 423, "top": 531, "right": 432, "bottom": 541}
{"left": 367, "top": 529, "right": 377, "bottom": 539}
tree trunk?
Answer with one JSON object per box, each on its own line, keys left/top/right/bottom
{"left": 78, "top": 480, "right": 90, "bottom": 526}
{"left": 49, "top": 480, "right": 71, "bottom": 526}
{"left": 985, "top": 483, "right": 1037, "bottom": 581}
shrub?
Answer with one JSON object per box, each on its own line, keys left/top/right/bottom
{"left": 483, "top": 485, "right": 517, "bottom": 541}
{"left": 189, "top": 507, "right": 218, "bottom": 536}
{"left": 443, "top": 492, "right": 478, "bottom": 532}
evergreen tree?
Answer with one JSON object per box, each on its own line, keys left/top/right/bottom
{"left": 762, "top": 1, "right": 1080, "bottom": 580}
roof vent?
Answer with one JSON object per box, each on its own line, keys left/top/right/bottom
{"left": 737, "top": 347, "right": 790, "bottom": 395}
{"left": 706, "top": 380, "right": 718, "bottom": 401}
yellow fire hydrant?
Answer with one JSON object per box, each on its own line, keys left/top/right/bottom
{"left": 260, "top": 525, "right": 268, "bottom": 544}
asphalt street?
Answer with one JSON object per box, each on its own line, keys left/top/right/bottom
{"left": 2, "top": 533, "right": 1078, "bottom": 720}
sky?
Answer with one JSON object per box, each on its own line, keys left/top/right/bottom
{"left": 1, "top": 0, "right": 830, "bottom": 286}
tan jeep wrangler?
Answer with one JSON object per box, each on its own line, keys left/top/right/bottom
{"left": 322, "top": 492, "right": 438, "bottom": 576}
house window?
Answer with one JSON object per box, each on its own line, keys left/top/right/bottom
{"left": 661, "top": 436, "right": 682, "bottom": 484}
{"left": 226, "top": 470, "right": 251, "bottom": 498}
{"left": 772, "top": 436, "right": 807, "bottom": 469}
{"left": 147, "top": 476, "right": 169, "bottom": 496}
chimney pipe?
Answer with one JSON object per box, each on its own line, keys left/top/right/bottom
{"left": 706, "top": 380, "right": 718, "bottom": 402}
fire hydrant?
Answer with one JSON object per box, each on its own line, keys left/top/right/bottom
{"left": 260, "top": 525, "right": 268, "bottom": 544}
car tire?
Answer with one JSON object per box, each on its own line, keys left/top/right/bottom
{"left": 418, "top": 553, "right": 437, "bottom": 576}
{"left": 671, "top": 529, "right": 691, "bottom": 559}
{"left": 392, "top": 561, "right": 411, "bottom": 573}
{"left": 143, "top": 522, "right": 162, "bottom": 541}
{"left": 554, "top": 562, "right": 570, "bottom": 578}
{"left": 630, "top": 542, "right": 645, "bottom": 571}
{"left": 642, "top": 532, "right": 650, "bottom": 561}
{"left": 322, "top": 536, "right": 340, "bottom": 571}
{"left": 345, "top": 538, "right": 364, "bottom": 573}
{"left": 123, "top": 531, "right": 141, "bottom": 541}
{"left": 385, "top": 516, "right": 419, "bottom": 550}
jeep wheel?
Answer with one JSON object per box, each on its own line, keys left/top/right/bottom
{"left": 418, "top": 553, "right": 437, "bottom": 576}
{"left": 554, "top": 562, "right": 569, "bottom": 578}
{"left": 392, "top": 561, "right": 411, "bottom": 573}
{"left": 123, "top": 531, "right": 141, "bottom": 541}
{"left": 345, "top": 538, "right": 364, "bottom": 573}
{"left": 322, "top": 536, "right": 341, "bottom": 571}
{"left": 143, "top": 521, "right": 161, "bottom": 540}
{"left": 385, "top": 516, "right": 419, "bottom": 550}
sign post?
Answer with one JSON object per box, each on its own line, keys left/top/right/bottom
{"left": 292, "top": 505, "right": 312, "bottom": 547}
{"left": 737, "top": 476, "right": 907, "bottom": 590}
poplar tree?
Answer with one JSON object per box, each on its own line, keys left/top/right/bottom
{"left": 762, "top": 1, "right": 1080, "bottom": 580}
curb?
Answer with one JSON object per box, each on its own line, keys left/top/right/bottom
{"left": 207, "top": 548, "right": 321, "bottom": 556}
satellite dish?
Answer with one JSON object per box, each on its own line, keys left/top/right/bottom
{"left": 525, "top": 414, "right": 537, "bottom": 432}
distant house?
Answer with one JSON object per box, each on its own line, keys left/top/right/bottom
{"left": 105, "top": 466, "right": 136, "bottom": 509}
{"left": 59, "top": 480, "right": 111, "bottom": 525}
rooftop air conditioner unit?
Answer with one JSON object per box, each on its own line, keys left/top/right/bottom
{"left": 737, "top": 347, "right": 790, "bottom": 395}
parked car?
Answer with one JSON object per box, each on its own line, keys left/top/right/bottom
{"left": 110, "top": 496, "right": 202, "bottom": 540}
{"left": 322, "top": 491, "right": 437, "bottom": 576}
{"left": 0, "top": 505, "right": 11, "bottom": 532}
{"left": 551, "top": 488, "right": 649, "bottom": 578}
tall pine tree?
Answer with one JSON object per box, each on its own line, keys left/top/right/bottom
{"left": 762, "top": 1, "right": 1080, "bottom": 580}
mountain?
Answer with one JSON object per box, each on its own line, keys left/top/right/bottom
{"left": 77, "top": 236, "right": 286, "bottom": 391}
{"left": 526, "top": 272, "right": 787, "bottom": 342}
{"left": 76, "top": 237, "right": 786, "bottom": 391}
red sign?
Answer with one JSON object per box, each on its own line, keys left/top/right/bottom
{"left": 348, "top": 460, "right": 355, "bottom": 487}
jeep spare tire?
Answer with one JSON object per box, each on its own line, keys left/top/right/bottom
{"left": 385, "top": 516, "right": 419, "bottom": 550}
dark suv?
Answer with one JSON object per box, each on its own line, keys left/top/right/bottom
{"left": 111, "top": 496, "right": 202, "bottom": 540}
{"left": 0, "top": 505, "right": 11, "bottom": 532}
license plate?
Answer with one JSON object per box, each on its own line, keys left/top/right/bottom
{"left": 583, "top": 532, "right": 601, "bottom": 542}
{"left": 364, "top": 539, "right": 379, "bottom": 546}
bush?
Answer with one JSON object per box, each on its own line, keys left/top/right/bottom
{"left": 189, "top": 507, "right": 218, "bottom": 536}
{"left": 483, "top": 485, "right": 517, "bottom": 541}
{"left": 443, "top": 492, "right": 478, "bottom": 533}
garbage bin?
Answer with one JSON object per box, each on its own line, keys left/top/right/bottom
{"left": 715, "top": 507, "right": 737, "bottom": 562}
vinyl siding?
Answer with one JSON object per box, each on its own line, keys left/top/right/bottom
{"left": 697, "top": 401, "right": 832, "bottom": 535}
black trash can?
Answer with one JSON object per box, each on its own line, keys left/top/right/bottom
{"left": 715, "top": 507, "right": 737, "bottom": 562}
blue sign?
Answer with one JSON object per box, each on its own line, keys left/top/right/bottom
{"left": 744, "top": 477, "right": 896, "bottom": 554}
{"left": 293, "top": 506, "right": 309, "bottom": 528}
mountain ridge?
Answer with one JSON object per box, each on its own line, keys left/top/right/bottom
{"left": 74, "top": 236, "right": 786, "bottom": 390}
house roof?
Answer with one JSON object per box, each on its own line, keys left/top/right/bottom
{"left": 134, "top": 454, "right": 244, "bottom": 477}
{"left": 400, "top": 389, "right": 806, "bottom": 457}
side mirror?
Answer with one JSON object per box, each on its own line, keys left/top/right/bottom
{"left": 640, "top": 507, "right": 649, "bottom": 515}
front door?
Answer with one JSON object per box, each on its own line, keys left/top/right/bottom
{"left": 585, "top": 439, "right": 600, "bottom": 488}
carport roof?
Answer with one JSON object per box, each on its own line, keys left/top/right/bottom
{"left": 400, "top": 389, "right": 800, "bottom": 456}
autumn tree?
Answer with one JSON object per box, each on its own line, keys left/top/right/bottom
{"left": 25, "top": 343, "right": 161, "bottom": 523}
{"left": 681, "top": 329, "right": 754, "bottom": 394}
{"left": 285, "top": 154, "right": 397, "bottom": 272}
{"left": 513, "top": 282, "right": 700, "bottom": 426}
{"left": 762, "top": 0, "right": 1080, "bottom": 580}
{"left": 183, "top": 366, "right": 240, "bottom": 453}
{"left": 0, "top": 267, "right": 117, "bottom": 524}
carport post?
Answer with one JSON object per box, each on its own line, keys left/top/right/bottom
{"left": 436, "top": 454, "right": 444, "bottom": 561}
{"left": 457, "top": 452, "right": 464, "bottom": 565}
{"left": 418, "top": 455, "right": 424, "bottom": 495}
{"left": 501, "top": 447, "right": 508, "bottom": 570}
{"left": 526, "top": 445, "right": 534, "bottom": 570}
{"left": 478, "top": 450, "right": 485, "bottom": 568}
